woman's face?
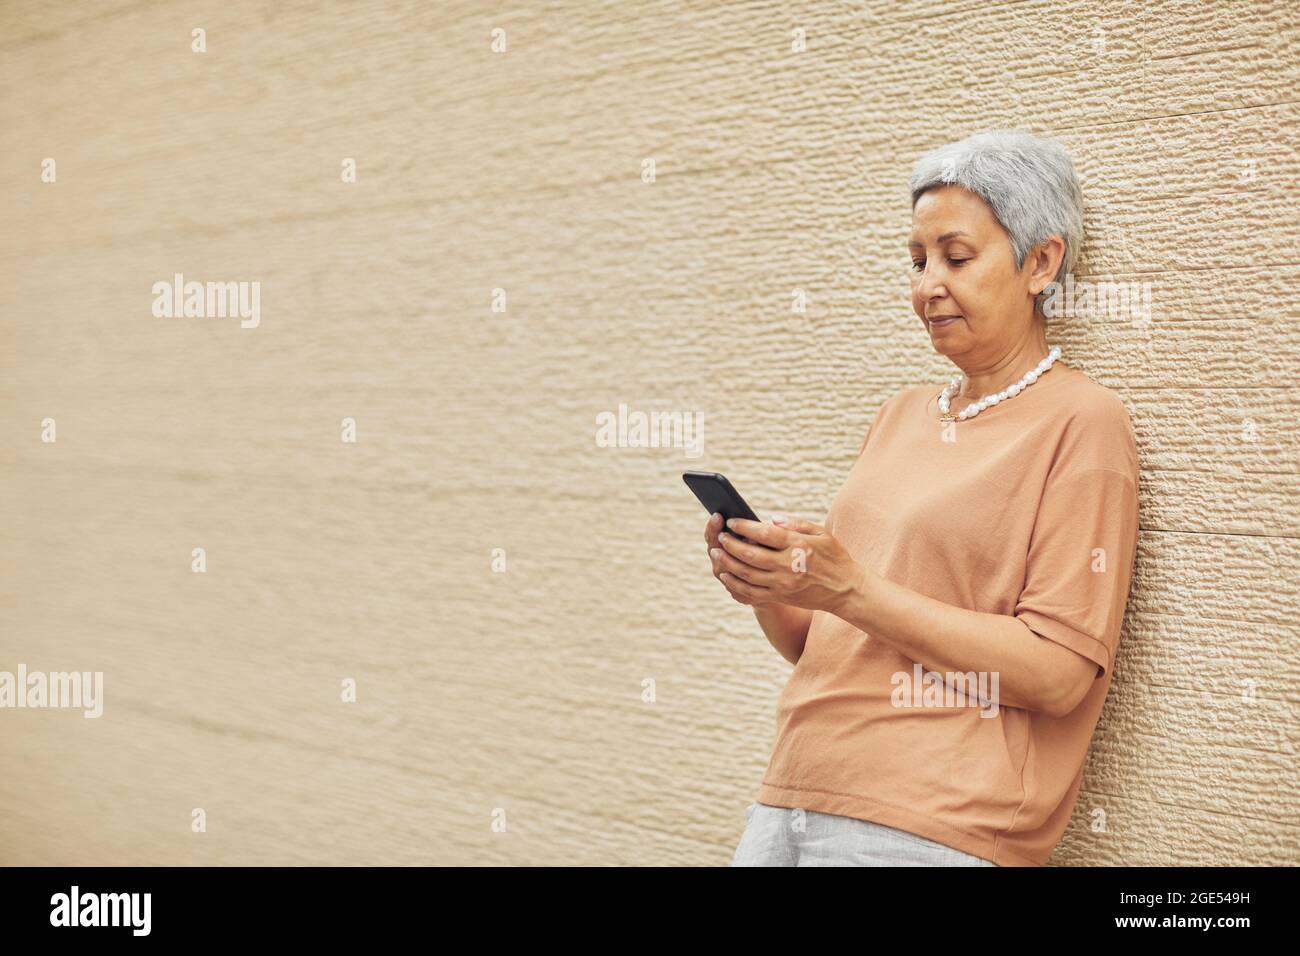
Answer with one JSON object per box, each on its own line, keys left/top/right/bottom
{"left": 908, "top": 185, "right": 1046, "bottom": 364}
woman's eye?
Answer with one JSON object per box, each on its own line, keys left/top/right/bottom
{"left": 910, "top": 257, "right": 968, "bottom": 271}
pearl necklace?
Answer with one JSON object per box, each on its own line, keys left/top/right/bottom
{"left": 938, "top": 346, "right": 1062, "bottom": 423}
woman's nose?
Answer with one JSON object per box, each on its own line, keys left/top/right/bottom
{"left": 917, "top": 265, "right": 946, "bottom": 299}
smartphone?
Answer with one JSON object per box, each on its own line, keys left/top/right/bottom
{"left": 682, "top": 470, "right": 762, "bottom": 539}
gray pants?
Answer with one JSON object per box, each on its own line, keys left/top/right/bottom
{"left": 731, "top": 801, "right": 996, "bottom": 866}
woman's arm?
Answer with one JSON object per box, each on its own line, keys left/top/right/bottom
{"left": 715, "top": 516, "right": 1096, "bottom": 716}
{"left": 751, "top": 604, "right": 813, "bottom": 666}
{"left": 832, "top": 569, "right": 1096, "bottom": 716}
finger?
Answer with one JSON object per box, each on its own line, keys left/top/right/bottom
{"left": 712, "top": 555, "right": 745, "bottom": 594}
{"left": 725, "top": 517, "right": 794, "bottom": 549}
{"left": 729, "top": 587, "right": 755, "bottom": 605}
{"left": 704, "top": 512, "right": 723, "bottom": 547}
{"left": 717, "top": 530, "right": 781, "bottom": 570}
{"left": 775, "top": 515, "right": 824, "bottom": 536}
{"left": 719, "top": 570, "right": 768, "bottom": 604}
{"left": 724, "top": 582, "right": 753, "bottom": 605}
{"left": 714, "top": 546, "right": 775, "bottom": 586}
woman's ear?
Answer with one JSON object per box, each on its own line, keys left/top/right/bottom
{"left": 1027, "top": 235, "right": 1066, "bottom": 295}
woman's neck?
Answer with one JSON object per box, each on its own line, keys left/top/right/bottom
{"left": 952, "top": 329, "right": 1052, "bottom": 400}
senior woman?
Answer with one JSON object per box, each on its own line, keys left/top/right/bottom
{"left": 710, "top": 130, "right": 1139, "bottom": 867}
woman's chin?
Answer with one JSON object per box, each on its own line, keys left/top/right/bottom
{"left": 927, "top": 328, "right": 961, "bottom": 350}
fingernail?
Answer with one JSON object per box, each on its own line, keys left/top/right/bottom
{"left": 717, "top": 532, "right": 728, "bottom": 541}
{"left": 710, "top": 548, "right": 720, "bottom": 558}
{"left": 726, "top": 518, "right": 736, "bottom": 529}
{"left": 771, "top": 513, "right": 786, "bottom": 524}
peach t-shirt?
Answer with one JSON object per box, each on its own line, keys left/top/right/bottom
{"left": 754, "top": 361, "right": 1140, "bottom": 867}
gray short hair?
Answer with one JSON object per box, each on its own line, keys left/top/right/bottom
{"left": 909, "top": 130, "right": 1084, "bottom": 291}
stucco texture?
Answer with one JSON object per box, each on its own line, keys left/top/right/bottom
{"left": 0, "top": 0, "right": 1296, "bottom": 865}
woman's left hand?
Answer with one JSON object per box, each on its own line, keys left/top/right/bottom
{"left": 712, "top": 515, "right": 865, "bottom": 614}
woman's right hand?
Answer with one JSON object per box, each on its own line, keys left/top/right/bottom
{"left": 704, "top": 511, "right": 812, "bottom": 663}
{"left": 705, "top": 512, "right": 756, "bottom": 605}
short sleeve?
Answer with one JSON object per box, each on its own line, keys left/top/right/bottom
{"left": 1014, "top": 466, "right": 1139, "bottom": 681}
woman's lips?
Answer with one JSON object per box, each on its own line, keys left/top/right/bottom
{"left": 928, "top": 315, "right": 962, "bottom": 328}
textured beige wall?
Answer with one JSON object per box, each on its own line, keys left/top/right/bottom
{"left": 1, "top": 0, "right": 1296, "bottom": 866}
